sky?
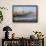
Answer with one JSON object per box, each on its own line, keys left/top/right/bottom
{"left": 14, "top": 6, "right": 36, "bottom": 13}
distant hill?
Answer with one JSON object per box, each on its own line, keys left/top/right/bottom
{"left": 13, "top": 11, "right": 36, "bottom": 16}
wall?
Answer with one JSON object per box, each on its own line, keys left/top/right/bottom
{"left": 0, "top": 0, "right": 46, "bottom": 46}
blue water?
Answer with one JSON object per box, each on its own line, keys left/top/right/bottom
{"left": 13, "top": 14, "right": 36, "bottom": 21}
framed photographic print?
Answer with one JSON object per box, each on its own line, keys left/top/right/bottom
{"left": 12, "top": 5, "right": 38, "bottom": 23}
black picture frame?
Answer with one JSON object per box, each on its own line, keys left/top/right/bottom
{"left": 12, "top": 5, "right": 38, "bottom": 23}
